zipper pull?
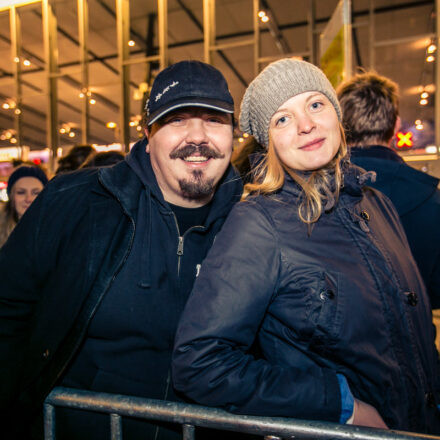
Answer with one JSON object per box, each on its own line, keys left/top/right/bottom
{"left": 177, "top": 236, "right": 184, "bottom": 256}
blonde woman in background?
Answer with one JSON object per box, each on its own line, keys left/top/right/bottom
{"left": 0, "top": 165, "right": 48, "bottom": 247}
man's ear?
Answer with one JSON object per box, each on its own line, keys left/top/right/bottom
{"left": 145, "top": 128, "right": 150, "bottom": 152}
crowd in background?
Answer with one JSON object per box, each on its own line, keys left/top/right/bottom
{"left": 0, "top": 145, "right": 125, "bottom": 247}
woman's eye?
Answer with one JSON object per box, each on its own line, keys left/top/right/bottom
{"left": 310, "top": 101, "right": 324, "bottom": 111}
{"left": 275, "top": 115, "right": 289, "bottom": 126}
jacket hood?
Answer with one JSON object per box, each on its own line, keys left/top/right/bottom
{"left": 350, "top": 145, "right": 439, "bottom": 215}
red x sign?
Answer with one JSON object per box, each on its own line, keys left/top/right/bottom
{"left": 396, "top": 131, "right": 413, "bottom": 148}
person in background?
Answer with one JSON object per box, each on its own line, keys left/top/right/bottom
{"left": 55, "top": 144, "right": 94, "bottom": 174}
{"left": 81, "top": 150, "right": 125, "bottom": 168}
{"left": 172, "top": 59, "right": 440, "bottom": 434}
{"left": 0, "top": 60, "right": 241, "bottom": 440}
{"left": 0, "top": 165, "right": 48, "bottom": 247}
{"left": 231, "top": 137, "right": 265, "bottom": 184}
{"left": 337, "top": 72, "right": 440, "bottom": 309}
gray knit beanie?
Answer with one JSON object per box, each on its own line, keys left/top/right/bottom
{"left": 239, "top": 58, "right": 341, "bottom": 148}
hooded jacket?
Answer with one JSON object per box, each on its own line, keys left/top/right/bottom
{"left": 350, "top": 145, "right": 440, "bottom": 308}
{"left": 0, "top": 139, "right": 242, "bottom": 436}
{"left": 173, "top": 163, "right": 440, "bottom": 434}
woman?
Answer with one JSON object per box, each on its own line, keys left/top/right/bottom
{"left": 172, "top": 59, "right": 440, "bottom": 433}
{"left": 0, "top": 165, "right": 48, "bottom": 247}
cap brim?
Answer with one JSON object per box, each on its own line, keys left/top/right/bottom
{"left": 147, "top": 99, "right": 234, "bottom": 126}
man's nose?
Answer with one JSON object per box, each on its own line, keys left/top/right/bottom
{"left": 185, "top": 118, "right": 208, "bottom": 144}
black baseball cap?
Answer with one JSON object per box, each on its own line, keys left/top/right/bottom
{"left": 145, "top": 60, "right": 234, "bottom": 126}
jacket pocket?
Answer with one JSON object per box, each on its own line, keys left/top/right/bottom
{"left": 308, "top": 271, "right": 344, "bottom": 348}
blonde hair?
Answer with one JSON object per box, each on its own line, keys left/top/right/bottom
{"left": 0, "top": 201, "right": 18, "bottom": 247}
{"left": 242, "top": 125, "right": 348, "bottom": 224}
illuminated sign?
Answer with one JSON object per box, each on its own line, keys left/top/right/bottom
{"left": 396, "top": 132, "right": 413, "bottom": 148}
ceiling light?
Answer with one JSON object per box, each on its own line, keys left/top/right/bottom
{"left": 9, "top": 137, "right": 17, "bottom": 144}
{"left": 416, "top": 124, "right": 424, "bottom": 130}
{"left": 261, "top": 15, "right": 269, "bottom": 23}
{"left": 428, "top": 44, "right": 437, "bottom": 54}
{"left": 420, "top": 98, "right": 428, "bottom": 105}
{"left": 59, "top": 128, "right": 66, "bottom": 134}
{"left": 23, "top": 59, "right": 30, "bottom": 66}
{"left": 136, "top": 125, "right": 142, "bottom": 131}
{"left": 69, "top": 132, "right": 75, "bottom": 138}
{"left": 14, "top": 108, "right": 21, "bottom": 115}
{"left": 89, "top": 99, "right": 96, "bottom": 105}
{"left": 128, "top": 40, "right": 135, "bottom": 47}
{"left": 106, "top": 122, "right": 117, "bottom": 129}
{"left": 5, "top": 131, "right": 12, "bottom": 139}
{"left": 13, "top": 56, "right": 19, "bottom": 63}
{"left": 86, "top": 90, "right": 92, "bottom": 97}
{"left": 129, "top": 121, "right": 137, "bottom": 127}
{"left": 79, "top": 92, "right": 85, "bottom": 98}
{"left": 415, "top": 119, "right": 422, "bottom": 125}
{"left": 257, "top": 10, "right": 266, "bottom": 18}
{"left": 238, "top": 137, "right": 244, "bottom": 143}
{"left": 2, "top": 103, "right": 9, "bottom": 109}
{"left": 421, "top": 91, "right": 429, "bottom": 99}
{"left": 425, "top": 145, "right": 437, "bottom": 154}
{"left": 243, "top": 133, "right": 249, "bottom": 138}
{"left": 426, "top": 55, "right": 435, "bottom": 62}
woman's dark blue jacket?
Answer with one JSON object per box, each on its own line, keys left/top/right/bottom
{"left": 173, "top": 164, "right": 440, "bottom": 434}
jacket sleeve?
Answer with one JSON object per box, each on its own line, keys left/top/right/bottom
{"left": 0, "top": 188, "right": 49, "bottom": 408}
{"left": 172, "top": 201, "right": 341, "bottom": 421}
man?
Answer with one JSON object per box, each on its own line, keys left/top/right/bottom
{"left": 337, "top": 72, "right": 440, "bottom": 309}
{"left": 0, "top": 60, "right": 242, "bottom": 439}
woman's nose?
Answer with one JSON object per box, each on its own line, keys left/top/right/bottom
{"left": 297, "top": 114, "right": 315, "bottom": 134}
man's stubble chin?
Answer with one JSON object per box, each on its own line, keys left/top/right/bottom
{"left": 178, "top": 169, "right": 216, "bottom": 201}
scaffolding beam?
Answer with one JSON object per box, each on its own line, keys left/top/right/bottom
{"left": 42, "top": 0, "right": 59, "bottom": 171}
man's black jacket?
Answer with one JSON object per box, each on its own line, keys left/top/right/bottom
{"left": 351, "top": 145, "right": 440, "bottom": 308}
{"left": 0, "top": 139, "right": 242, "bottom": 437}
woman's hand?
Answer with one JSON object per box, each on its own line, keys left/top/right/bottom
{"left": 351, "top": 398, "right": 389, "bottom": 429}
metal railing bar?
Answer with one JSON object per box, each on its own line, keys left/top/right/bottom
{"left": 182, "top": 423, "right": 195, "bottom": 440}
{"left": 45, "top": 387, "right": 440, "bottom": 440}
{"left": 110, "top": 413, "right": 122, "bottom": 440}
{"left": 43, "top": 403, "right": 56, "bottom": 440}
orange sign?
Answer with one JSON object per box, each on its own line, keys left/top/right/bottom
{"left": 396, "top": 132, "right": 413, "bottom": 148}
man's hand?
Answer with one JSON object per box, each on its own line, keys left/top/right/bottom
{"left": 351, "top": 398, "right": 389, "bottom": 429}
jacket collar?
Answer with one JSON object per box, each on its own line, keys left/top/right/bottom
{"left": 281, "top": 161, "right": 370, "bottom": 202}
{"left": 349, "top": 144, "right": 439, "bottom": 215}
{"left": 350, "top": 145, "right": 405, "bottom": 164}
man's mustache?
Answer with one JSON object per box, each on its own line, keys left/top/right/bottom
{"left": 169, "top": 144, "right": 225, "bottom": 160}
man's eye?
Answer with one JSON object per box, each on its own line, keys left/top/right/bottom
{"left": 207, "top": 117, "right": 222, "bottom": 123}
{"left": 168, "top": 117, "right": 184, "bottom": 124}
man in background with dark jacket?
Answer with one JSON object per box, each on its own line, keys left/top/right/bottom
{"left": 0, "top": 60, "right": 242, "bottom": 439}
{"left": 337, "top": 72, "right": 440, "bottom": 309}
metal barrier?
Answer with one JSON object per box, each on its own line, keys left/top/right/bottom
{"left": 44, "top": 387, "right": 440, "bottom": 440}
